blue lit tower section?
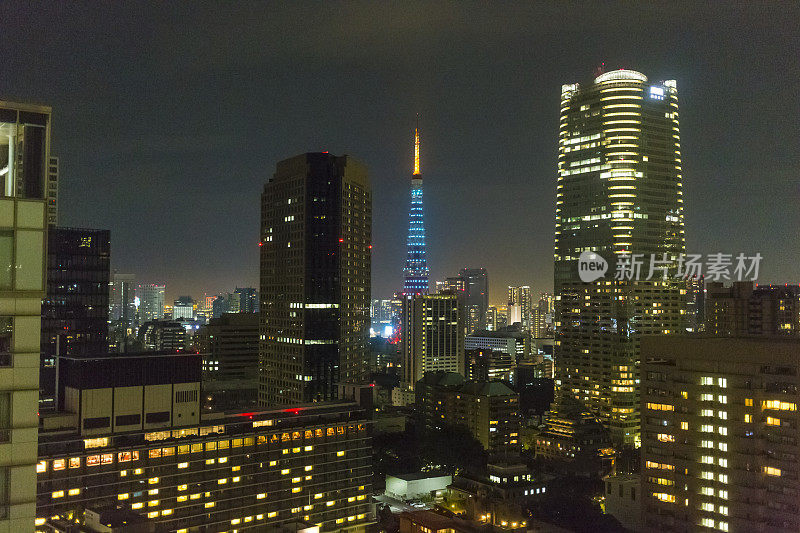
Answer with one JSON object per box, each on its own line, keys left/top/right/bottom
{"left": 403, "top": 126, "right": 429, "bottom": 294}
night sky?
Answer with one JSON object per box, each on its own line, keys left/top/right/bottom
{"left": 2, "top": 3, "right": 798, "bottom": 304}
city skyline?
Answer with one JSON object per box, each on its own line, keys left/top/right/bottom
{"left": 1, "top": 3, "right": 798, "bottom": 302}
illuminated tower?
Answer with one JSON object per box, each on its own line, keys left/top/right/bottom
{"left": 403, "top": 123, "right": 429, "bottom": 294}
{"left": 553, "top": 70, "right": 686, "bottom": 446}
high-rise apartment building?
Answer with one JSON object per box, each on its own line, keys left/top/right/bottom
{"left": 403, "top": 125, "right": 429, "bottom": 294}
{"left": 40, "top": 227, "right": 110, "bottom": 408}
{"left": 553, "top": 69, "right": 686, "bottom": 445}
{"left": 705, "top": 281, "right": 800, "bottom": 337}
{"left": 260, "top": 153, "right": 371, "bottom": 405}
{"left": 641, "top": 336, "right": 800, "bottom": 532}
{"left": 136, "top": 283, "right": 165, "bottom": 323}
{"left": 0, "top": 100, "right": 51, "bottom": 530}
{"left": 507, "top": 286, "right": 532, "bottom": 330}
{"left": 401, "top": 293, "right": 464, "bottom": 387}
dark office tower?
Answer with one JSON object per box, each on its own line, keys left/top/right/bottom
{"left": 40, "top": 227, "right": 110, "bottom": 408}
{"left": 403, "top": 124, "right": 429, "bottom": 294}
{"left": 459, "top": 267, "right": 489, "bottom": 334}
{"left": 196, "top": 312, "right": 260, "bottom": 411}
{"left": 260, "top": 153, "right": 371, "bottom": 406}
{"left": 109, "top": 272, "right": 136, "bottom": 350}
{"left": 234, "top": 287, "right": 259, "bottom": 313}
{"left": 554, "top": 69, "right": 686, "bottom": 446}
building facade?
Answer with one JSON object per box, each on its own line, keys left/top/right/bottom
{"left": 35, "top": 352, "right": 373, "bottom": 532}
{"left": 705, "top": 281, "right": 800, "bottom": 337}
{"left": 260, "top": 153, "right": 371, "bottom": 405}
{"left": 234, "top": 287, "right": 258, "bottom": 314}
{"left": 196, "top": 313, "right": 260, "bottom": 412}
{"left": 553, "top": 69, "right": 686, "bottom": 446}
{"left": 173, "top": 296, "right": 195, "bottom": 321}
{"left": 40, "top": 227, "right": 110, "bottom": 409}
{"left": 641, "top": 336, "right": 800, "bottom": 533}
{"left": 416, "top": 372, "right": 520, "bottom": 454}
{"left": 137, "top": 283, "right": 166, "bottom": 323}
{"left": 507, "top": 287, "right": 531, "bottom": 331}
{"left": 109, "top": 272, "right": 136, "bottom": 350}
{"left": 0, "top": 99, "right": 51, "bottom": 531}
{"left": 401, "top": 293, "right": 464, "bottom": 387}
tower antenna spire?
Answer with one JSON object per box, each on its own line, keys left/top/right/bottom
{"left": 413, "top": 114, "right": 420, "bottom": 176}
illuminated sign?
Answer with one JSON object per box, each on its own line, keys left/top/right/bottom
{"left": 649, "top": 86, "right": 665, "bottom": 100}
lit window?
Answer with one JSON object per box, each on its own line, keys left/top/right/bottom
{"left": 305, "top": 465, "right": 313, "bottom": 471}
{"left": 767, "top": 416, "right": 781, "bottom": 426}
{"left": 36, "top": 461, "right": 47, "bottom": 473}
{"left": 177, "top": 484, "right": 187, "bottom": 491}
{"left": 148, "top": 511, "right": 158, "bottom": 519}
{"left": 205, "top": 502, "right": 215, "bottom": 508}
{"left": 177, "top": 495, "right": 188, "bottom": 502}
{"left": 314, "top": 493, "right": 323, "bottom": 499}
{"left": 53, "top": 459, "right": 66, "bottom": 471}
{"left": 281, "top": 469, "right": 290, "bottom": 475}
{"left": 292, "top": 487, "right": 302, "bottom": 493}
{"left": 148, "top": 500, "right": 159, "bottom": 507}
{"left": 148, "top": 477, "right": 159, "bottom": 484}
{"left": 178, "top": 462, "right": 188, "bottom": 469}
{"left": 744, "top": 414, "right": 753, "bottom": 423}
{"left": 680, "top": 421, "right": 688, "bottom": 430}
{"left": 268, "top": 512, "right": 277, "bottom": 518}
{"left": 162, "top": 509, "right": 173, "bottom": 516}
{"left": 132, "top": 503, "right": 144, "bottom": 509}
{"left": 118, "top": 493, "right": 129, "bottom": 500}
{"left": 763, "top": 466, "right": 781, "bottom": 476}
{"left": 257, "top": 493, "right": 267, "bottom": 499}
{"left": 52, "top": 491, "right": 64, "bottom": 499}
{"left": 337, "top": 451, "right": 345, "bottom": 457}
{"left": 148, "top": 489, "right": 159, "bottom": 495}
{"left": 745, "top": 398, "right": 753, "bottom": 407}
{"left": 218, "top": 457, "right": 228, "bottom": 463}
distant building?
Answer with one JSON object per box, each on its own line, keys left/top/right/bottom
{"left": 385, "top": 473, "right": 452, "bottom": 501}
{"left": 466, "top": 329, "right": 531, "bottom": 364}
{"left": 641, "top": 335, "right": 800, "bottom": 533}
{"left": 195, "top": 313, "right": 259, "bottom": 412}
{"left": 138, "top": 321, "right": 187, "bottom": 352}
{"left": 370, "top": 298, "right": 394, "bottom": 337}
{"left": 416, "top": 372, "right": 520, "bottom": 454}
{"left": 507, "top": 286, "right": 531, "bottom": 330}
{"left": 173, "top": 295, "right": 195, "bottom": 320}
{"left": 401, "top": 293, "right": 464, "bottom": 388}
{"left": 109, "top": 272, "right": 136, "bottom": 347}
{"left": 234, "top": 287, "right": 258, "bottom": 313}
{"left": 136, "top": 283, "right": 165, "bottom": 323}
{"left": 260, "top": 153, "right": 371, "bottom": 405}
{"left": 41, "top": 227, "right": 110, "bottom": 408}
{"left": 705, "top": 281, "right": 800, "bottom": 336}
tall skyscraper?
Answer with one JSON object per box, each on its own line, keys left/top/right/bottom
{"left": 507, "top": 286, "right": 532, "bottom": 329}
{"left": 403, "top": 124, "right": 429, "bottom": 294}
{"left": 260, "top": 153, "right": 371, "bottom": 405}
{"left": 0, "top": 99, "right": 51, "bottom": 530}
{"left": 401, "top": 293, "right": 464, "bottom": 387}
{"left": 460, "top": 268, "right": 489, "bottom": 334}
{"left": 554, "top": 69, "right": 686, "bottom": 445}
{"left": 234, "top": 287, "right": 258, "bottom": 313}
{"left": 136, "top": 283, "right": 165, "bottom": 323}
{"left": 41, "top": 227, "right": 110, "bottom": 408}
{"left": 108, "top": 272, "right": 136, "bottom": 350}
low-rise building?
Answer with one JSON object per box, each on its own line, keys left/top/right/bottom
{"left": 385, "top": 473, "right": 452, "bottom": 501}
{"left": 35, "top": 352, "right": 374, "bottom": 532}
{"left": 416, "top": 372, "right": 520, "bottom": 454}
